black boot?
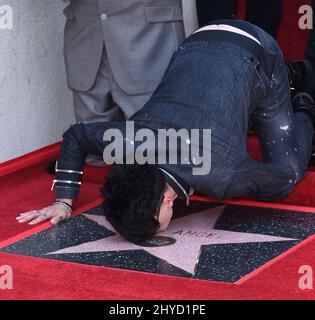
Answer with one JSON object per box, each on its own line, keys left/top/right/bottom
{"left": 292, "top": 92, "right": 315, "bottom": 128}
{"left": 292, "top": 92, "right": 315, "bottom": 127}
{"left": 285, "top": 60, "right": 312, "bottom": 96}
{"left": 293, "top": 92, "right": 315, "bottom": 155}
{"left": 293, "top": 93, "right": 315, "bottom": 165}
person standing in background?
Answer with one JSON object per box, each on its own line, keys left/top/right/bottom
{"left": 63, "top": 0, "right": 198, "bottom": 123}
{"left": 196, "top": 0, "right": 283, "bottom": 38}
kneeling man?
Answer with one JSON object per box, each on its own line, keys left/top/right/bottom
{"left": 18, "top": 20, "right": 315, "bottom": 244}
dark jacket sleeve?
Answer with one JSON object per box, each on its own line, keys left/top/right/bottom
{"left": 54, "top": 121, "right": 123, "bottom": 199}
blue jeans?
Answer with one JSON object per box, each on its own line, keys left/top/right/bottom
{"left": 207, "top": 26, "right": 313, "bottom": 200}
{"left": 164, "top": 23, "right": 313, "bottom": 201}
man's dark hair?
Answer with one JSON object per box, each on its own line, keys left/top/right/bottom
{"left": 102, "top": 164, "right": 166, "bottom": 244}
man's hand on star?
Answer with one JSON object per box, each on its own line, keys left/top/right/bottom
{"left": 17, "top": 201, "right": 72, "bottom": 226}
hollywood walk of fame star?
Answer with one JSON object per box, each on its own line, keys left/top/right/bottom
{"left": 46, "top": 206, "right": 296, "bottom": 274}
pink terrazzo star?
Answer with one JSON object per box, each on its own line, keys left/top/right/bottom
{"left": 47, "top": 206, "right": 296, "bottom": 274}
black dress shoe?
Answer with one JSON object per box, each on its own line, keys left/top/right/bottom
{"left": 285, "top": 60, "right": 312, "bottom": 96}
